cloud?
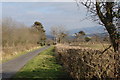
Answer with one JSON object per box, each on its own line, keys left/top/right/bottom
{"left": 1, "top": 0, "right": 75, "bottom": 2}
{"left": 0, "top": 3, "right": 2, "bottom": 20}
{"left": 2, "top": 2, "right": 99, "bottom": 34}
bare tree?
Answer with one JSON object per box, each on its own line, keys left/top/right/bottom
{"left": 51, "top": 26, "right": 68, "bottom": 44}
{"left": 51, "top": 27, "right": 59, "bottom": 44}
{"left": 76, "top": 0, "right": 120, "bottom": 77}
{"left": 76, "top": 0, "right": 120, "bottom": 52}
{"left": 2, "top": 17, "right": 42, "bottom": 57}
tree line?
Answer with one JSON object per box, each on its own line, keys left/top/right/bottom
{"left": 2, "top": 17, "right": 46, "bottom": 49}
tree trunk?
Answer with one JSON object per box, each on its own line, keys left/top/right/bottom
{"left": 96, "top": 2, "right": 119, "bottom": 52}
{"left": 105, "top": 24, "right": 119, "bottom": 52}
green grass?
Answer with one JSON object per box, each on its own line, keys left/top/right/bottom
{"left": 2, "top": 46, "right": 42, "bottom": 63}
{"left": 13, "top": 46, "right": 69, "bottom": 80}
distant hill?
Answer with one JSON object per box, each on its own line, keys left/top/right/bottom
{"left": 68, "top": 26, "right": 106, "bottom": 35}
{"left": 46, "top": 26, "right": 109, "bottom": 39}
{"left": 46, "top": 35, "right": 54, "bottom": 39}
{"left": 87, "top": 32, "right": 109, "bottom": 37}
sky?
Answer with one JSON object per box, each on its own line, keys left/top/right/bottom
{"left": 1, "top": 0, "right": 91, "bottom": 2}
{"left": 2, "top": 2, "right": 100, "bottom": 34}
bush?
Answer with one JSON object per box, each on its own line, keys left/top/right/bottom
{"left": 55, "top": 44, "right": 116, "bottom": 79}
{"left": 85, "top": 37, "right": 91, "bottom": 42}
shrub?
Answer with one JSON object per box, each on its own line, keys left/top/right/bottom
{"left": 55, "top": 44, "right": 116, "bottom": 79}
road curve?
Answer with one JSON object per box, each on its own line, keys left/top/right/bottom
{"left": 0, "top": 46, "right": 50, "bottom": 79}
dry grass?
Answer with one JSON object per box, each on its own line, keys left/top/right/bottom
{"left": 1, "top": 45, "right": 41, "bottom": 63}
{"left": 56, "top": 43, "right": 113, "bottom": 51}
{"left": 70, "top": 42, "right": 111, "bottom": 50}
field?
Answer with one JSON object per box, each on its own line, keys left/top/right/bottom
{"left": 69, "top": 42, "right": 111, "bottom": 50}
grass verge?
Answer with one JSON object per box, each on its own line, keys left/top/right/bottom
{"left": 13, "top": 46, "right": 69, "bottom": 80}
{"left": 2, "top": 46, "right": 42, "bottom": 63}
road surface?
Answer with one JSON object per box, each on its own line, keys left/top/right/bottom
{"left": 0, "top": 46, "right": 50, "bottom": 79}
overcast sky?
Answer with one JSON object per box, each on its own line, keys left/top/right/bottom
{"left": 2, "top": 2, "right": 99, "bottom": 33}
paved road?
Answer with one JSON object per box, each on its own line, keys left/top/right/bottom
{"left": 0, "top": 46, "right": 50, "bottom": 79}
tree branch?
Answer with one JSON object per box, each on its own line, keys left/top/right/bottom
{"left": 101, "top": 45, "right": 112, "bottom": 54}
{"left": 96, "top": 2, "right": 106, "bottom": 25}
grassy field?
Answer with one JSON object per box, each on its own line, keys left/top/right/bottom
{"left": 69, "top": 43, "right": 111, "bottom": 50}
{"left": 13, "top": 46, "right": 70, "bottom": 80}
{"left": 2, "top": 46, "right": 42, "bottom": 63}
{"left": 78, "top": 43, "right": 111, "bottom": 50}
